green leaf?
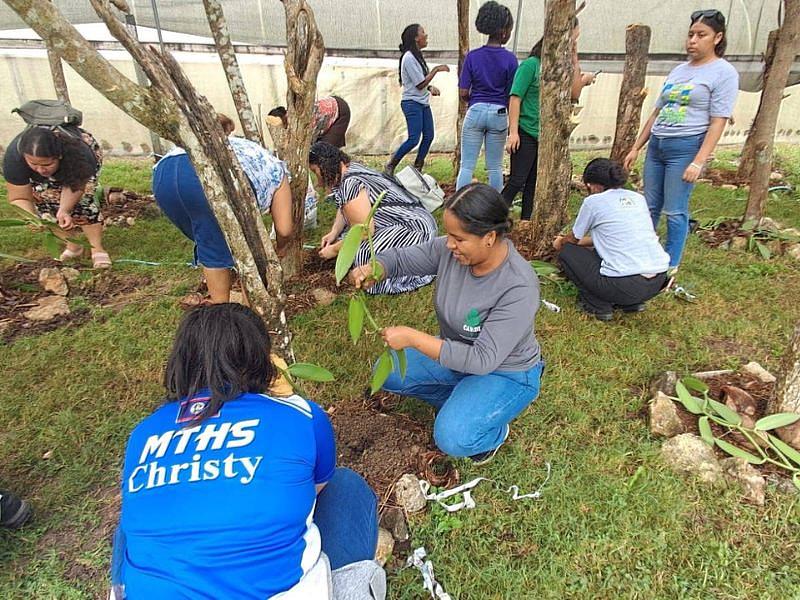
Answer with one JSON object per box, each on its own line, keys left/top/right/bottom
{"left": 675, "top": 381, "right": 704, "bottom": 415}
{"left": 334, "top": 224, "right": 365, "bottom": 284}
{"left": 42, "top": 232, "right": 61, "bottom": 258}
{"left": 0, "top": 251, "right": 36, "bottom": 263}
{"left": 755, "top": 413, "right": 800, "bottom": 431}
{"left": 698, "top": 416, "right": 714, "bottom": 446}
{"left": 285, "top": 362, "right": 335, "bottom": 383}
{"left": 396, "top": 348, "right": 408, "bottom": 380}
{"left": 740, "top": 219, "right": 757, "bottom": 231}
{"left": 348, "top": 295, "right": 365, "bottom": 344}
{"left": 681, "top": 376, "right": 709, "bottom": 394}
{"left": 370, "top": 350, "right": 393, "bottom": 395}
{"left": 794, "top": 473, "right": 800, "bottom": 492}
{"left": 531, "top": 260, "right": 559, "bottom": 276}
{"left": 755, "top": 240, "right": 771, "bottom": 260}
{"left": 768, "top": 434, "right": 800, "bottom": 467}
{"left": 714, "top": 438, "right": 765, "bottom": 464}
{"left": 0, "top": 219, "right": 28, "bottom": 227}
{"left": 707, "top": 398, "right": 742, "bottom": 426}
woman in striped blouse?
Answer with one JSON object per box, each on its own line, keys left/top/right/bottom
{"left": 309, "top": 141, "right": 437, "bottom": 295}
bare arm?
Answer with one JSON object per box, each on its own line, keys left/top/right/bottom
{"left": 270, "top": 176, "right": 293, "bottom": 251}
{"left": 416, "top": 65, "right": 449, "bottom": 90}
{"left": 5, "top": 182, "right": 36, "bottom": 214}
{"left": 623, "top": 107, "right": 660, "bottom": 171}
{"left": 505, "top": 96, "right": 523, "bottom": 153}
{"left": 341, "top": 187, "right": 375, "bottom": 237}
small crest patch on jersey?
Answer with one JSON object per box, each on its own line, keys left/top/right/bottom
{"left": 176, "top": 396, "right": 219, "bottom": 423}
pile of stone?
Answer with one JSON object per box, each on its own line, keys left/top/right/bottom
{"left": 650, "top": 363, "right": 799, "bottom": 505}
{"left": 22, "top": 267, "right": 81, "bottom": 322}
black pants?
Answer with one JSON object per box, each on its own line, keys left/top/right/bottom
{"left": 558, "top": 244, "right": 667, "bottom": 313}
{"left": 501, "top": 130, "right": 538, "bottom": 220}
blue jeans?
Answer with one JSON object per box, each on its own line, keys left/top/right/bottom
{"left": 111, "top": 468, "right": 378, "bottom": 586}
{"left": 382, "top": 349, "right": 544, "bottom": 457}
{"left": 643, "top": 133, "right": 705, "bottom": 268}
{"left": 392, "top": 100, "right": 435, "bottom": 165}
{"left": 456, "top": 102, "right": 509, "bottom": 191}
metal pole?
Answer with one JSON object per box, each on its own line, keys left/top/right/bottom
{"left": 512, "top": 0, "right": 524, "bottom": 53}
{"left": 149, "top": 0, "right": 166, "bottom": 53}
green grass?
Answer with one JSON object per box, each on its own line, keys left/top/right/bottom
{"left": 1, "top": 148, "right": 800, "bottom": 598}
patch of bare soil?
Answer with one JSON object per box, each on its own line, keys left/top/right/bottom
{"left": 696, "top": 218, "right": 743, "bottom": 248}
{"left": 102, "top": 188, "right": 159, "bottom": 225}
{"left": 0, "top": 259, "right": 152, "bottom": 343}
{"left": 284, "top": 251, "right": 340, "bottom": 318}
{"left": 702, "top": 168, "right": 749, "bottom": 188}
{"left": 330, "top": 390, "right": 457, "bottom": 509}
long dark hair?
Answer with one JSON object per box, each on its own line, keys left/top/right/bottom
{"left": 164, "top": 303, "right": 276, "bottom": 424}
{"left": 444, "top": 183, "right": 512, "bottom": 237}
{"left": 583, "top": 158, "right": 627, "bottom": 190}
{"left": 475, "top": 1, "right": 514, "bottom": 42}
{"left": 399, "top": 24, "right": 429, "bottom": 85}
{"left": 309, "top": 141, "right": 350, "bottom": 189}
{"left": 18, "top": 127, "right": 96, "bottom": 191}
{"left": 691, "top": 10, "right": 727, "bottom": 57}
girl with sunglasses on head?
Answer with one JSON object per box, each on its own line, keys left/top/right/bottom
{"left": 624, "top": 9, "right": 738, "bottom": 278}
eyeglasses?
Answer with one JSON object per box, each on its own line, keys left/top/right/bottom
{"left": 691, "top": 9, "right": 725, "bottom": 25}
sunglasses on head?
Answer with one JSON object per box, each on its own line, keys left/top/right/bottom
{"left": 691, "top": 9, "right": 725, "bottom": 24}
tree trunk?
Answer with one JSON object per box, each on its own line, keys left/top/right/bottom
{"left": 738, "top": 29, "right": 779, "bottom": 180}
{"left": 610, "top": 24, "right": 651, "bottom": 165}
{"left": 202, "top": 0, "right": 263, "bottom": 144}
{"left": 770, "top": 324, "right": 800, "bottom": 450}
{"left": 273, "top": 0, "right": 325, "bottom": 278}
{"left": 452, "top": 0, "right": 469, "bottom": 178}
{"left": 46, "top": 1, "right": 70, "bottom": 103}
{"left": 743, "top": 1, "right": 800, "bottom": 222}
{"left": 2, "top": 0, "right": 293, "bottom": 359}
{"left": 526, "top": 0, "right": 576, "bottom": 257}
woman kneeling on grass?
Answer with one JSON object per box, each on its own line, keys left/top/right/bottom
{"left": 112, "top": 303, "right": 383, "bottom": 600}
{"left": 310, "top": 141, "right": 437, "bottom": 295}
{"left": 553, "top": 158, "right": 670, "bottom": 322}
{"left": 350, "top": 183, "right": 543, "bottom": 464}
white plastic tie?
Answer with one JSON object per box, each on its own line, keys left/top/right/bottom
{"left": 541, "top": 299, "right": 562, "bottom": 313}
{"left": 418, "top": 462, "right": 552, "bottom": 513}
{"left": 405, "top": 547, "right": 452, "bottom": 600}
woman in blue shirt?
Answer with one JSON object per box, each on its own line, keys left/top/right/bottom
{"left": 112, "top": 303, "right": 381, "bottom": 599}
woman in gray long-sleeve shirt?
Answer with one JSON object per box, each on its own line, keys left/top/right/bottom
{"left": 351, "top": 183, "right": 543, "bottom": 463}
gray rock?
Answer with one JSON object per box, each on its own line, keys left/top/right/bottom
{"left": 649, "top": 392, "right": 685, "bottom": 438}
{"left": 770, "top": 171, "right": 783, "bottom": 181}
{"left": 720, "top": 184, "right": 738, "bottom": 191}
{"left": 650, "top": 371, "right": 679, "bottom": 397}
{"left": 766, "top": 239, "right": 783, "bottom": 256}
{"left": 720, "top": 457, "right": 766, "bottom": 506}
{"left": 380, "top": 507, "right": 409, "bottom": 542}
{"left": 730, "top": 236, "right": 749, "bottom": 251}
{"left": 661, "top": 434, "right": 723, "bottom": 484}
{"left": 786, "top": 244, "right": 800, "bottom": 261}
{"left": 374, "top": 528, "right": 394, "bottom": 567}
{"left": 60, "top": 267, "right": 81, "bottom": 283}
{"left": 38, "top": 267, "right": 68, "bottom": 296}
{"left": 768, "top": 475, "right": 800, "bottom": 496}
{"left": 758, "top": 217, "right": 782, "bottom": 231}
{"left": 741, "top": 361, "right": 776, "bottom": 384}
{"left": 126, "top": 216, "right": 136, "bottom": 227}
{"left": 23, "top": 296, "right": 70, "bottom": 321}
{"left": 311, "top": 288, "right": 337, "bottom": 307}
{"left": 395, "top": 473, "right": 427, "bottom": 513}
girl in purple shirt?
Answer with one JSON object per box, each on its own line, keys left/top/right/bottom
{"left": 456, "top": 1, "right": 518, "bottom": 192}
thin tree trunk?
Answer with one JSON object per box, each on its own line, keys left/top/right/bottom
{"left": 770, "top": 324, "right": 800, "bottom": 450}
{"left": 610, "top": 24, "right": 651, "bottom": 165}
{"left": 46, "top": 0, "right": 70, "bottom": 103}
{"left": 273, "top": 0, "right": 325, "bottom": 278}
{"left": 743, "top": 0, "right": 800, "bottom": 222}
{"left": 527, "top": 0, "right": 576, "bottom": 257}
{"left": 202, "top": 0, "right": 263, "bottom": 144}
{"left": 453, "top": 0, "right": 469, "bottom": 178}
{"left": 738, "top": 29, "right": 780, "bottom": 180}
{"left": 3, "top": 0, "right": 293, "bottom": 359}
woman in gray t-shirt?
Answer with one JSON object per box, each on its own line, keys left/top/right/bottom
{"left": 383, "top": 24, "right": 449, "bottom": 176}
{"left": 624, "top": 10, "right": 738, "bottom": 276}
{"left": 350, "top": 184, "right": 543, "bottom": 464}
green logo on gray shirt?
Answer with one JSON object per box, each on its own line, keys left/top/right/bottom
{"left": 462, "top": 308, "right": 482, "bottom": 339}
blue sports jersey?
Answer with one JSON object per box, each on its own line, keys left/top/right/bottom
{"left": 119, "top": 392, "right": 336, "bottom": 599}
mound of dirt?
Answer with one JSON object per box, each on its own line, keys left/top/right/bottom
{"left": 102, "top": 188, "right": 159, "bottom": 225}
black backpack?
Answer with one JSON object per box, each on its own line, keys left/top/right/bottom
{"left": 12, "top": 99, "right": 84, "bottom": 139}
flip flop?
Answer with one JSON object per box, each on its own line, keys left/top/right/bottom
{"left": 59, "top": 246, "right": 84, "bottom": 262}
{"left": 91, "top": 251, "right": 112, "bottom": 269}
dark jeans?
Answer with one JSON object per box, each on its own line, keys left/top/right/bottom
{"left": 392, "top": 99, "right": 434, "bottom": 165}
{"left": 501, "top": 130, "right": 539, "bottom": 220}
{"left": 558, "top": 244, "right": 667, "bottom": 314}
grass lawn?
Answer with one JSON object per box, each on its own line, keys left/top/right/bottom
{"left": 1, "top": 147, "right": 799, "bottom": 599}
